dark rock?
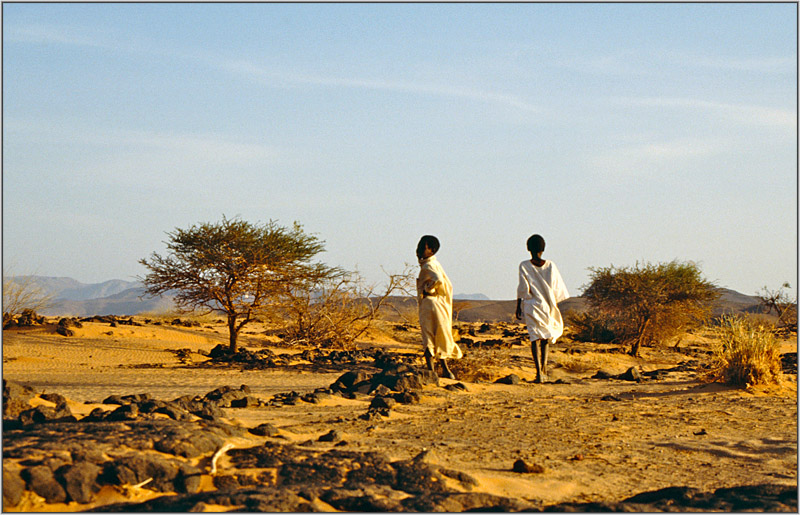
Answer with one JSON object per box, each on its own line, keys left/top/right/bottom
{"left": 618, "top": 367, "right": 643, "bottom": 382}
{"left": 56, "top": 325, "right": 74, "bottom": 336}
{"left": 444, "top": 382, "right": 469, "bottom": 392}
{"left": 318, "top": 430, "right": 342, "bottom": 443}
{"left": 105, "top": 403, "right": 139, "bottom": 421}
{"left": 3, "top": 379, "right": 38, "bottom": 418}
{"left": 41, "top": 392, "right": 68, "bottom": 405}
{"left": 512, "top": 458, "right": 545, "bottom": 473}
{"left": 394, "top": 391, "right": 420, "bottom": 404}
{"left": 101, "top": 454, "right": 180, "bottom": 492}
{"left": 333, "top": 370, "right": 373, "bottom": 390}
{"left": 22, "top": 465, "right": 67, "bottom": 503}
{"left": 18, "top": 403, "right": 76, "bottom": 426}
{"left": 57, "top": 461, "right": 101, "bottom": 504}
{"left": 3, "top": 467, "right": 25, "bottom": 507}
{"left": 402, "top": 491, "right": 533, "bottom": 512}
{"left": 250, "top": 423, "right": 280, "bottom": 437}
{"left": 496, "top": 374, "right": 521, "bottom": 385}
{"left": 370, "top": 396, "right": 397, "bottom": 410}
{"left": 592, "top": 370, "right": 614, "bottom": 379}
{"left": 213, "top": 475, "right": 241, "bottom": 490}
{"left": 101, "top": 394, "right": 127, "bottom": 405}
{"left": 176, "top": 465, "right": 203, "bottom": 494}
{"left": 601, "top": 394, "right": 622, "bottom": 401}
{"left": 231, "top": 396, "right": 260, "bottom": 408}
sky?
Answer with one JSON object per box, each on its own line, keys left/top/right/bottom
{"left": 2, "top": 2, "right": 797, "bottom": 300}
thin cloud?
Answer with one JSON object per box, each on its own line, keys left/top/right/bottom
{"left": 4, "top": 23, "right": 110, "bottom": 48}
{"left": 611, "top": 97, "right": 796, "bottom": 129}
{"left": 220, "top": 59, "right": 541, "bottom": 113}
{"left": 587, "top": 138, "right": 725, "bottom": 178}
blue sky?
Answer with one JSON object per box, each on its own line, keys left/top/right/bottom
{"left": 3, "top": 3, "right": 797, "bottom": 300}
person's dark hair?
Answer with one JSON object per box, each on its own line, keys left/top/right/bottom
{"left": 527, "top": 234, "right": 545, "bottom": 254}
{"left": 416, "top": 235, "right": 440, "bottom": 259}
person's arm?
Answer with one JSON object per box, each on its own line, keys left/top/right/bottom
{"left": 516, "top": 264, "right": 527, "bottom": 320}
{"left": 418, "top": 265, "right": 441, "bottom": 297}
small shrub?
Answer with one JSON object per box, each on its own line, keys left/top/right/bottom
{"left": 706, "top": 315, "right": 783, "bottom": 387}
{"left": 583, "top": 260, "right": 718, "bottom": 356}
{"left": 565, "top": 310, "right": 619, "bottom": 343}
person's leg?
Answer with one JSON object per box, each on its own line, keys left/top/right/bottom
{"left": 423, "top": 348, "right": 435, "bottom": 372}
{"left": 531, "top": 339, "right": 543, "bottom": 383}
{"left": 540, "top": 339, "right": 550, "bottom": 382}
{"left": 440, "top": 358, "right": 455, "bottom": 380}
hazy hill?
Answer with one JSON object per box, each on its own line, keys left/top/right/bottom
{"left": 10, "top": 276, "right": 141, "bottom": 301}
{"left": 43, "top": 287, "right": 176, "bottom": 317}
{"left": 16, "top": 276, "right": 765, "bottom": 321}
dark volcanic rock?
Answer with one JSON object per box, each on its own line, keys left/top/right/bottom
{"left": 18, "top": 402, "right": 76, "bottom": 426}
{"left": 3, "top": 467, "right": 26, "bottom": 507}
{"left": 249, "top": 422, "right": 280, "bottom": 437}
{"left": 57, "top": 461, "right": 102, "bottom": 504}
{"left": 544, "top": 484, "right": 798, "bottom": 512}
{"left": 22, "top": 465, "right": 68, "bottom": 503}
{"left": 3, "top": 379, "right": 38, "bottom": 419}
{"left": 496, "top": 374, "right": 521, "bottom": 385}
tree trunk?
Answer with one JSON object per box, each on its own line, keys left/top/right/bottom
{"left": 228, "top": 315, "right": 238, "bottom": 353}
{"left": 629, "top": 317, "right": 650, "bottom": 357}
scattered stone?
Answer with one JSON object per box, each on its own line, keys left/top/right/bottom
{"left": 318, "top": 430, "right": 342, "bottom": 443}
{"left": 3, "top": 467, "right": 26, "bottom": 507}
{"left": 22, "top": 465, "right": 67, "bottom": 503}
{"left": 250, "top": 423, "right": 280, "bottom": 437}
{"left": 495, "top": 374, "right": 521, "bottom": 385}
{"left": 512, "top": 459, "right": 545, "bottom": 473}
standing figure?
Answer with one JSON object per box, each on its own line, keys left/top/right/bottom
{"left": 515, "top": 234, "right": 569, "bottom": 383}
{"left": 416, "top": 235, "right": 462, "bottom": 379}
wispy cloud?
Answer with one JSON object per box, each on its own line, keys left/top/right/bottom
{"left": 219, "top": 59, "right": 542, "bottom": 113}
{"left": 4, "top": 23, "right": 110, "bottom": 48}
{"left": 4, "top": 119, "right": 278, "bottom": 186}
{"left": 665, "top": 52, "right": 796, "bottom": 74}
{"left": 587, "top": 138, "right": 725, "bottom": 178}
{"left": 611, "top": 97, "right": 796, "bottom": 129}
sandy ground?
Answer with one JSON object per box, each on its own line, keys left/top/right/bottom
{"left": 2, "top": 318, "right": 797, "bottom": 511}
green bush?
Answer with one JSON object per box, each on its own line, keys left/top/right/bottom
{"left": 707, "top": 315, "right": 783, "bottom": 387}
{"left": 583, "top": 260, "right": 718, "bottom": 356}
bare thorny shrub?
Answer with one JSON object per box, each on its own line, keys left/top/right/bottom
{"left": 757, "top": 283, "right": 797, "bottom": 335}
{"left": 2, "top": 274, "right": 53, "bottom": 327}
{"left": 277, "top": 267, "right": 416, "bottom": 350}
{"left": 705, "top": 315, "right": 783, "bottom": 387}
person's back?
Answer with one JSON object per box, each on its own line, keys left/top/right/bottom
{"left": 515, "top": 234, "right": 569, "bottom": 383}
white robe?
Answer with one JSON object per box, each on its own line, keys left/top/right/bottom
{"left": 517, "top": 260, "right": 570, "bottom": 343}
{"left": 417, "top": 256, "right": 463, "bottom": 360}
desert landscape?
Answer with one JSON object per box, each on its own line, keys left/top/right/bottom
{"left": 2, "top": 298, "right": 797, "bottom": 512}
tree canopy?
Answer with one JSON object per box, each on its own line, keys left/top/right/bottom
{"left": 139, "top": 217, "right": 336, "bottom": 352}
{"left": 583, "top": 260, "right": 719, "bottom": 356}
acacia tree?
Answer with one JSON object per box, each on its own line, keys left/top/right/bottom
{"left": 139, "top": 217, "right": 336, "bottom": 353}
{"left": 583, "top": 260, "right": 719, "bottom": 356}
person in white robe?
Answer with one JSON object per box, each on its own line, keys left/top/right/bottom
{"left": 515, "top": 234, "right": 569, "bottom": 383}
{"left": 416, "top": 235, "right": 462, "bottom": 379}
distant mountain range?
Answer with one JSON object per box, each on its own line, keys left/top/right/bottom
{"left": 7, "top": 276, "right": 765, "bottom": 320}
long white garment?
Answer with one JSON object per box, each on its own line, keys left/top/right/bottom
{"left": 517, "top": 260, "right": 570, "bottom": 342}
{"left": 417, "top": 256, "right": 463, "bottom": 360}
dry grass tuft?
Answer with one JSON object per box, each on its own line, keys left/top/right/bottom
{"left": 448, "top": 350, "right": 508, "bottom": 382}
{"left": 706, "top": 315, "right": 783, "bottom": 387}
